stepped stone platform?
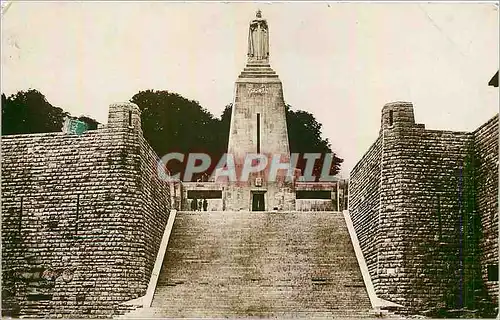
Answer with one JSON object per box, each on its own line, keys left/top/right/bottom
{"left": 238, "top": 62, "right": 279, "bottom": 79}
{"left": 122, "top": 211, "right": 391, "bottom": 318}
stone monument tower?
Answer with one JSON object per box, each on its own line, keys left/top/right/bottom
{"left": 224, "top": 10, "right": 295, "bottom": 211}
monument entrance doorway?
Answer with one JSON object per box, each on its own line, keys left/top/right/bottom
{"left": 251, "top": 192, "right": 265, "bottom": 211}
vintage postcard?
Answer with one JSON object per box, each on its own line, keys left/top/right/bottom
{"left": 1, "top": 1, "right": 498, "bottom": 319}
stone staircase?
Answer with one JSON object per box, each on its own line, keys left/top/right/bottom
{"left": 122, "top": 211, "right": 385, "bottom": 318}
{"left": 238, "top": 62, "right": 279, "bottom": 79}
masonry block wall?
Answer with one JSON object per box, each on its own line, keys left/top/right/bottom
{"left": 349, "top": 101, "right": 498, "bottom": 313}
{"left": 379, "top": 105, "right": 470, "bottom": 310}
{"left": 349, "top": 136, "right": 382, "bottom": 281}
{"left": 1, "top": 103, "right": 171, "bottom": 318}
{"left": 473, "top": 116, "right": 499, "bottom": 300}
{"left": 138, "top": 133, "right": 171, "bottom": 285}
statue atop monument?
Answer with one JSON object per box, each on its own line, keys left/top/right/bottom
{"left": 248, "top": 9, "right": 269, "bottom": 62}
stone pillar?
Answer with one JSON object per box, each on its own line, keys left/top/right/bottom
{"left": 380, "top": 101, "right": 416, "bottom": 132}
{"left": 377, "top": 102, "right": 409, "bottom": 301}
{"left": 107, "top": 102, "right": 142, "bottom": 133}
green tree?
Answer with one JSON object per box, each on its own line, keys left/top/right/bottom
{"left": 130, "top": 90, "right": 224, "bottom": 179}
{"left": 2, "top": 89, "right": 68, "bottom": 135}
{"left": 1, "top": 89, "right": 99, "bottom": 135}
{"left": 218, "top": 103, "right": 232, "bottom": 142}
{"left": 285, "top": 104, "right": 343, "bottom": 178}
{"left": 217, "top": 104, "right": 343, "bottom": 177}
{"left": 133, "top": 93, "right": 343, "bottom": 181}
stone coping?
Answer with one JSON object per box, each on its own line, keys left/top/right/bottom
{"left": 343, "top": 210, "right": 404, "bottom": 311}
{"left": 121, "top": 210, "right": 178, "bottom": 309}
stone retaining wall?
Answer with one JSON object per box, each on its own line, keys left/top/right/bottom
{"left": 349, "top": 136, "right": 382, "bottom": 283}
{"left": 349, "top": 101, "right": 498, "bottom": 314}
{"left": 1, "top": 103, "right": 171, "bottom": 318}
{"left": 474, "top": 116, "right": 499, "bottom": 300}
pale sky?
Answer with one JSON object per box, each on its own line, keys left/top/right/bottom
{"left": 2, "top": 1, "right": 499, "bottom": 176}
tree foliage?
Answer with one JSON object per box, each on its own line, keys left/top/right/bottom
{"left": 130, "top": 90, "right": 225, "bottom": 178}
{"left": 2, "top": 90, "right": 68, "bottom": 135}
{"left": 131, "top": 90, "right": 343, "bottom": 180}
{"left": 285, "top": 105, "right": 343, "bottom": 178}
{"left": 1, "top": 89, "right": 99, "bottom": 135}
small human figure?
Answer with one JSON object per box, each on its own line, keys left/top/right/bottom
{"left": 191, "top": 198, "right": 197, "bottom": 211}
{"left": 198, "top": 199, "right": 203, "bottom": 211}
{"left": 203, "top": 199, "right": 208, "bottom": 211}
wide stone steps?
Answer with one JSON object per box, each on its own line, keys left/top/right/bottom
{"left": 122, "top": 308, "right": 382, "bottom": 319}
{"left": 243, "top": 67, "right": 276, "bottom": 73}
{"left": 239, "top": 73, "right": 279, "bottom": 78}
{"left": 246, "top": 63, "right": 272, "bottom": 67}
{"left": 239, "top": 63, "right": 279, "bottom": 79}
{"left": 242, "top": 69, "right": 276, "bottom": 73}
{"left": 120, "top": 307, "right": 403, "bottom": 319}
{"left": 130, "top": 211, "right": 375, "bottom": 318}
